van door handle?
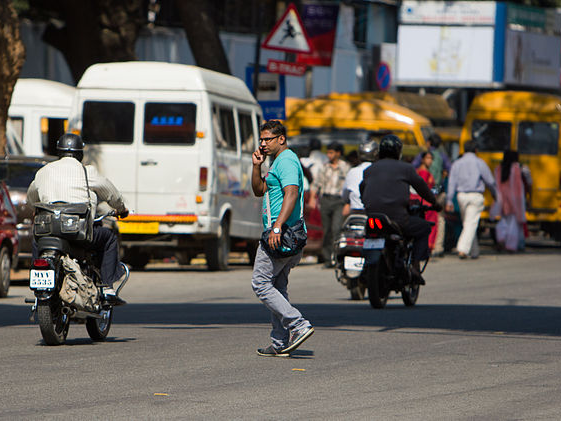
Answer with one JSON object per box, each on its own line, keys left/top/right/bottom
{"left": 141, "top": 159, "right": 158, "bottom": 166}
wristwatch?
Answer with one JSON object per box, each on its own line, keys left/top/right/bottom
{"left": 273, "top": 227, "right": 281, "bottom": 234}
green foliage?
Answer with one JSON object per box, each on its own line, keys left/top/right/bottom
{"left": 12, "top": 0, "right": 29, "bottom": 14}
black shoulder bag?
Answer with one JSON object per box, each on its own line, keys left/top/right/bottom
{"left": 260, "top": 189, "right": 307, "bottom": 258}
{"left": 33, "top": 165, "right": 94, "bottom": 242}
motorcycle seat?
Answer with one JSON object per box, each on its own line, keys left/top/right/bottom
{"left": 36, "top": 236, "right": 88, "bottom": 260}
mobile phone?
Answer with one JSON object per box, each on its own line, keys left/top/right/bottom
{"left": 259, "top": 146, "right": 266, "bottom": 155}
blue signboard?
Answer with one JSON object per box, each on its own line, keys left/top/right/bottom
{"left": 245, "top": 66, "right": 286, "bottom": 121}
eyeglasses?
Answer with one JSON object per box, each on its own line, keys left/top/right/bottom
{"left": 259, "top": 135, "right": 281, "bottom": 143}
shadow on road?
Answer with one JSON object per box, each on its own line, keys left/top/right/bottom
{"left": 3, "top": 301, "right": 560, "bottom": 338}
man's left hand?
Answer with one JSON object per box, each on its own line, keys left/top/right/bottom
{"left": 269, "top": 227, "right": 281, "bottom": 250}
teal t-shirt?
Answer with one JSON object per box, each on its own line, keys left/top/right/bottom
{"left": 262, "top": 149, "right": 305, "bottom": 230}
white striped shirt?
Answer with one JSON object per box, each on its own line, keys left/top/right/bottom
{"left": 27, "top": 157, "right": 126, "bottom": 213}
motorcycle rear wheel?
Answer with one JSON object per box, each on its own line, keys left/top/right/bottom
{"left": 367, "top": 262, "right": 389, "bottom": 309}
{"left": 37, "top": 300, "right": 69, "bottom": 346}
{"left": 86, "top": 308, "right": 113, "bottom": 341}
{"left": 402, "top": 284, "right": 420, "bottom": 306}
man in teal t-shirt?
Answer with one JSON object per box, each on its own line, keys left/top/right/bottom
{"left": 251, "top": 120, "right": 314, "bottom": 357}
{"left": 261, "top": 143, "right": 305, "bottom": 230}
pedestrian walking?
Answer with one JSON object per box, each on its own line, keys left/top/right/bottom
{"left": 251, "top": 120, "right": 314, "bottom": 357}
{"left": 412, "top": 133, "right": 451, "bottom": 257}
{"left": 446, "top": 140, "right": 496, "bottom": 259}
{"left": 309, "top": 141, "right": 350, "bottom": 267}
{"left": 491, "top": 150, "right": 526, "bottom": 252}
{"left": 411, "top": 151, "right": 438, "bottom": 251}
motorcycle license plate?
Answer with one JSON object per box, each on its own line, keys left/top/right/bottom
{"left": 363, "top": 238, "right": 385, "bottom": 249}
{"left": 344, "top": 256, "right": 364, "bottom": 271}
{"left": 29, "top": 269, "right": 55, "bottom": 289}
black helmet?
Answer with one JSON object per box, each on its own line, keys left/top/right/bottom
{"left": 358, "top": 139, "right": 379, "bottom": 162}
{"left": 56, "top": 133, "right": 84, "bottom": 161}
{"left": 379, "top": 134, "right": 402, "bottom": 160}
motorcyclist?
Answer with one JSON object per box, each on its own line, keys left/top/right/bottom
{"left": 359, "top": 134, "right": 440, "bottom": 284}
{"left": 342, "top": 138, "right": 379, "bottom": 216}
{"left": 27, "top": 133, "right": 129, "bottom": 305}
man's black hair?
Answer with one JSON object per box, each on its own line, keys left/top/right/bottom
{"left": 429, "top": 133, "right": 442, "bottom": 148}
{"left": 260, "top": 120, "right": 286, "bottom": 138}
{"left": 327, "top": 141, "right": 343, "bottom": 154}
{"left": 309, "top": 137, "right": 322, "bottom": 151}
{"left": 464, "top": 140, "right": 478, "bottom": 153}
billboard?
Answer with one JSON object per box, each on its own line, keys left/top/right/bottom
{"left": 504, "top": 29, "right": 561, "bottom": 89}
{"left": 296, "top": 3, "right": 339, "bottom": 67}
{"left": 400, "top": 1, "right": 496, "bottom": 25}
{"left": 396, "top": 25, "right": 495, "bottom": 86}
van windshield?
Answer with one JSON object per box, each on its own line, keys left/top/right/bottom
{"left": 144, "top": 103, "right": 197, "bottom": 145}
{"left": 471, "top": 120, "right": 511, "bottom": 152}
{"left": 83, "top": 101, "right": 134, "bottom": 144}
{"left": 518, "top": 121, "right": 559, "bottom": 155}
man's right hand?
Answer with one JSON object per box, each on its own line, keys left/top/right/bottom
{"left": 445, "top": 203, "right": 454, "bottom": 213}
{"left": 252, "top": 149, "right": 265, "bottom": 166}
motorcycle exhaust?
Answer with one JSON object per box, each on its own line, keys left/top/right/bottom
{"left": 61, "top": 306, "right": 77, "bottom": 317}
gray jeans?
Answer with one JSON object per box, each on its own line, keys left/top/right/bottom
{"left": 251, "top": 243, "right": 311, "bottom": 350}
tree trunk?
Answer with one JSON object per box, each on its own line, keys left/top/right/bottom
{"left": 0, "top": 0, "right": 26, "bottom": 156}
{"left": 36, "top": 0, "right": 144, "bottom": 84}
{"left": 174, "top": 0, "right": 231, "bottom": 75}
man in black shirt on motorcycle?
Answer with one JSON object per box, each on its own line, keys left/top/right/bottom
{"left": 359, "top": 134, "right": 440, "bottom": 284}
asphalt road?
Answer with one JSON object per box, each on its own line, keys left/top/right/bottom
{"left": 1, "top": 242, "right": 560, "bottom": 420}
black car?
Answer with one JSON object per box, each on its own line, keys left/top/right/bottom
{"left": 0, "top": 155, "right": 56, "bottom": 267}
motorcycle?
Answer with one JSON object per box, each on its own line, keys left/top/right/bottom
{"left": 361, "top": 202, "right": 435, "bottom": 309}
{"left": 333, "top": 213, "right": 368, "bottom": 300}
{"left": 26, "top": 208, "right": 129, "bottom": 345}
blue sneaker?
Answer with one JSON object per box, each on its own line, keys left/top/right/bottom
{"left": 256, "top": 344, "right": 290, "bottom": 357}
{"left": 283, "top": 326, "right": 314, "bottom": 353}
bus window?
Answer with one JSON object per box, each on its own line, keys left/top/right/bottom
{"left": 471, "top": 120, "right": 511, "bottom": 152}
{"left": 518, "top": 122, "right": 559, "bottom": 155}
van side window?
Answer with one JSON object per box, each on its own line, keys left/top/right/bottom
{"left": 518, "top": 122, "right": 559, "bottom": 155}
{"left": 144, "top": 103, "right": 196, "bottom": 145}
{"left": 83, "top": 101, "right": 134, "bottom": 144}
{"left": 41, "top": 117, "right": 66, "bottom": 155}
{"left": 471, "top": 120, "right": 511, "bottom": 152}
{"left": 7, "top": 117, "right": 23, "bottom": 141}
{"left": 213, "top": 106, "right": 237, "bottom": 151}
{"left": 239, "top": 112, "right": 255, "bottom": 153}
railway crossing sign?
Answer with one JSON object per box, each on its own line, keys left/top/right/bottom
{"left": 262, "top": 3, "right": 313, "bottom": 54}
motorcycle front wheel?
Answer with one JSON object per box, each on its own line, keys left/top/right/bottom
{"left": 402, "top": 284, "right": 420, "bottom": 306}
{"left": 37, "top": 300, "right": 69, "bottom": 346}
{"left": 367, "top": 262, "right": 389, "bottom": 309}
{"left": 86, "top": 308, "right": 113, "bottom": 341}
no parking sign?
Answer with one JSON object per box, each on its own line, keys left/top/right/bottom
{"left": 375, "top": 62, "right": 391, "bottom": 91}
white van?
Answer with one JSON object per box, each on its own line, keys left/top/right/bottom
{"left": 8, "top": 79, "right": 75, "bottom": 156}
{"left": 68, "top": 62, "right": 264, "bottom": 270}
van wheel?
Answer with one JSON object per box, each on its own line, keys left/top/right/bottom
{"left": 123, "top": 249, "right": 149, "bottom": 270}
{"left": 175, "top": 251, "right": 192, "bottom": 266}
{"left": 246, "top": 240, "right": 259, "bottom": 266}
{"left": 205, "top": 219, "right": 230, "bottom": 271}
{"left": 0, "top": 247, "right": 11, "bottom": 298}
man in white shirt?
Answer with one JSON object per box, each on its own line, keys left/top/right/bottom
{"left": 342, "top": 139, "right": 379, "bottom": 216}
{"left": 27, "top": 133, "right": 129, "bottom": 304}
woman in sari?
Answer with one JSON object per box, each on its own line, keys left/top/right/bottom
{"left": 492, "top": 150, "right": 526, "bottom": 252}
{"left": 411, "top": 151, "right": 438, "bottom": 251}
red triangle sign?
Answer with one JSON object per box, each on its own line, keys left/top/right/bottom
{"left": 262, "top": 3, "right": 313, "bottom": 54}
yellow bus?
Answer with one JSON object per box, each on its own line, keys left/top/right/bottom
{"left": 460, "top": 90, "right": 561, "bottom": 240}
{"left": 285, "top": 96, "right": 434, "bottom": 160}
